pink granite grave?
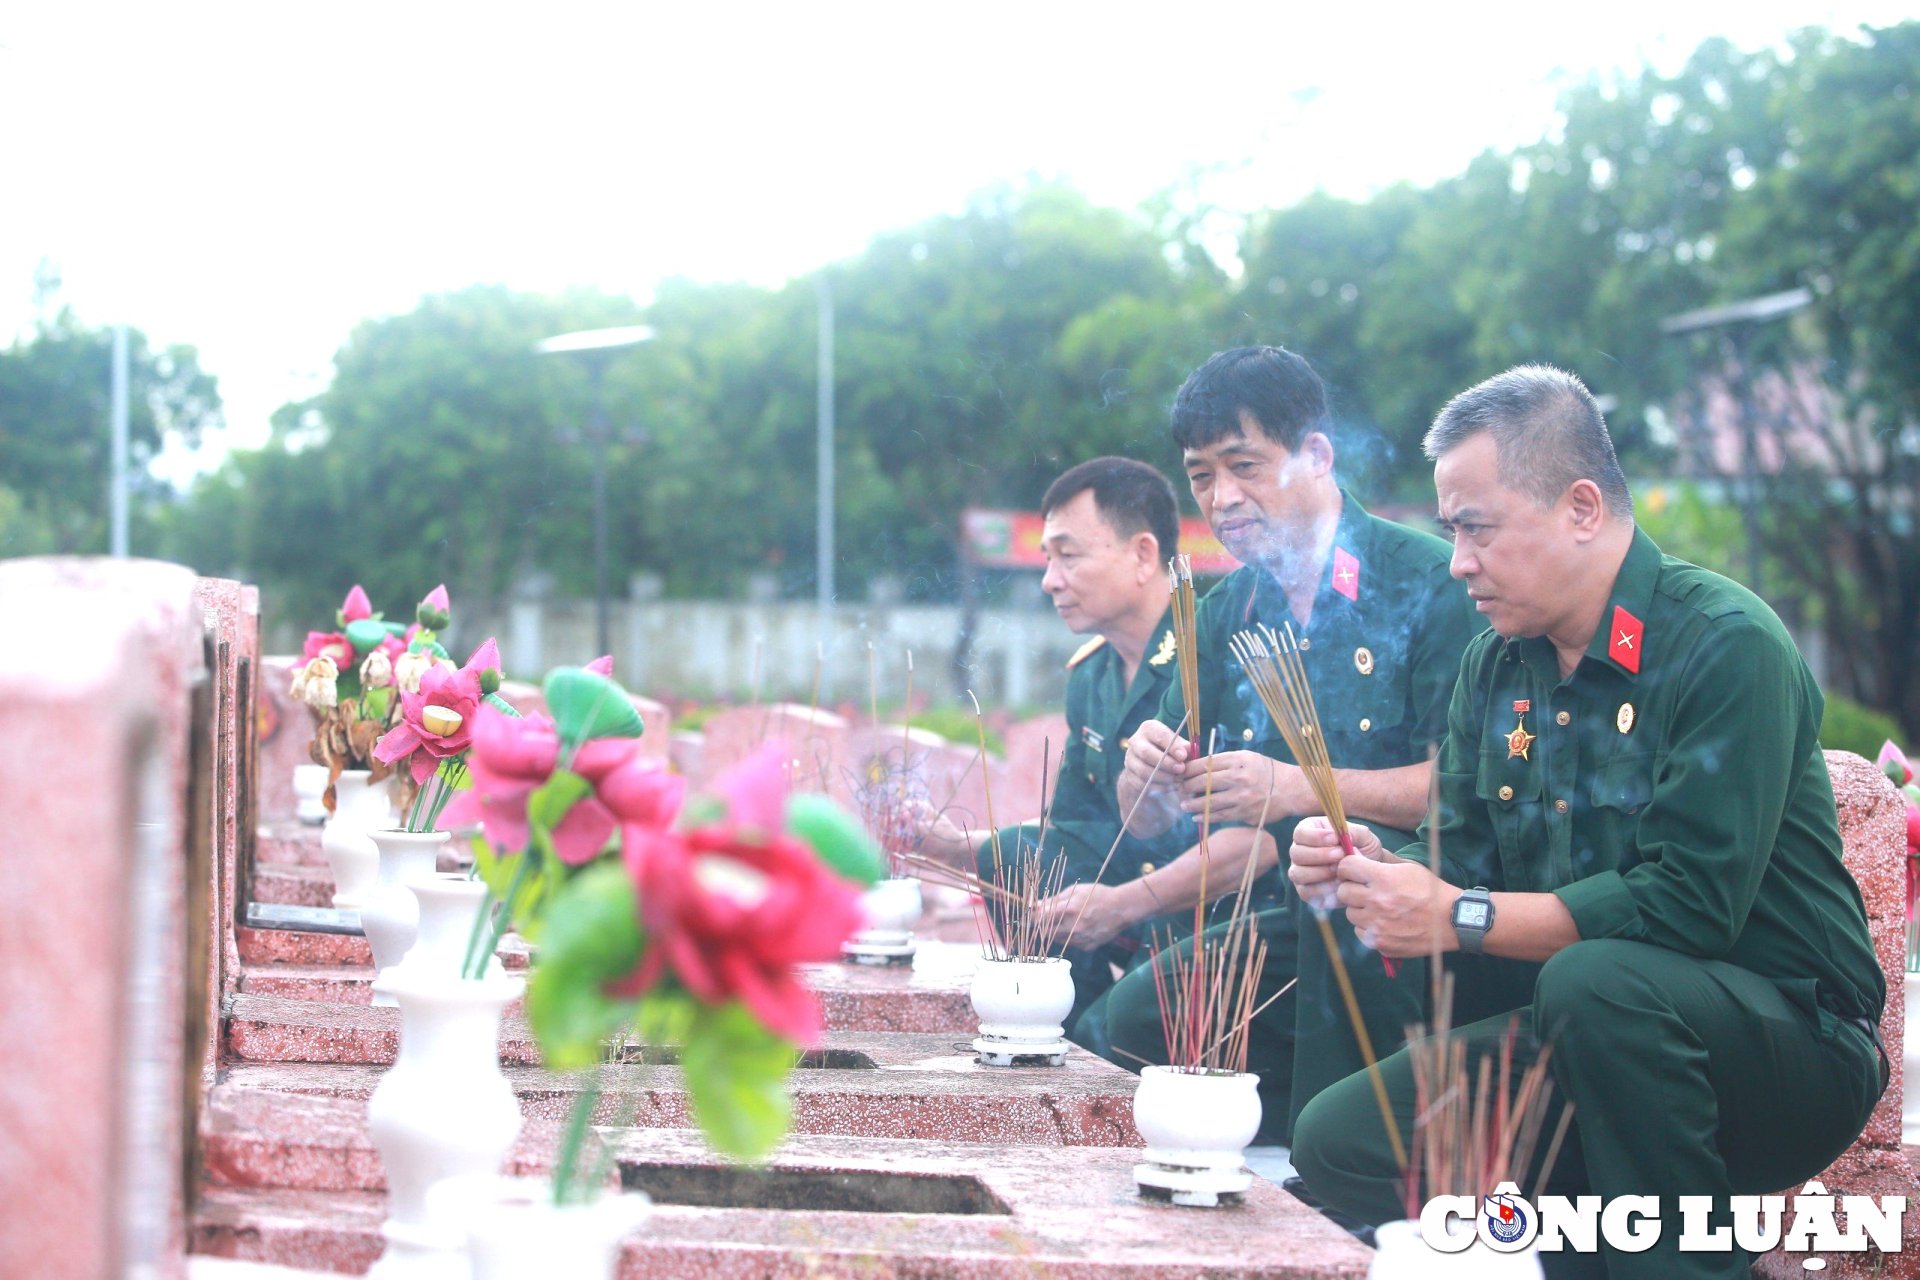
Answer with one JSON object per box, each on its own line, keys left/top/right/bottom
{"left": 193, "top": 1113, "right": 1371, "bottom": 1278}
{"left": 1752, "top": 750, "right": 1920, "bottom": 1278}
{"left": 698, "top": 702, "right": 851, "bottom": 797}
{"left": 1001, "top": 711, "right": 1069, "bottom": 826}
{"left": 255, "top": 655, "right": 312, "bottom": 826}
{"left": 0, "top": 557, "right": 208, "bottom": 1278}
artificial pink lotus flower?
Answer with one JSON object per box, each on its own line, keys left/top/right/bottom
{"left": 373, "top": 638, "right": 497, "bottom": 783}
{"left": 441, "top": 707, "right": 620, "bottom": 863}
{"left": 303, "top": 630, "right": 355, "bottom": 666}
{"left": 418, "top": 584, "right": 452, "bottom": 628}
{"left": 609, "top": 741, "right": 861, "bottom": 1044}
{"left": 340, "top": 584, "right": 373, "bottom": 625}
{"left": 576, "top": 738, "right": 685, "bottom": 830}
{"left": 586, "top": 655, "right": 615, "bottom": 676}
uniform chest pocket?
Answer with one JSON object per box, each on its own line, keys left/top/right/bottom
{"left": 1475, "top": 752, "right": 1544, "bottom": 890}
{"left": 1589, "top": 751, "right": 1659, "bottom": 815}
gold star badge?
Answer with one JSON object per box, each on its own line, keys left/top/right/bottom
{"left": 1507, "top": 716, "right": 1535, "bottom": 761}
{"left": 1149, "top": 631, "right": 1177, "bottom": 666}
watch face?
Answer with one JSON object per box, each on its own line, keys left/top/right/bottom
{"left": 1456, "top": 901, "right": 1491, "bottom": 929}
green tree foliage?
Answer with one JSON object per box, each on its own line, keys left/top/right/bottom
{"left": 0, "top": 313, "right": 220, "bottom": 554}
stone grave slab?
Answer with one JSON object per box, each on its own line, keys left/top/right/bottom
{"left": 220, "top": 995, "right": 1139, "bottom": 1147}
{"left": 192, "top": 1115, "right": 1369, "bottom": 1278}
{"left": 0, "top": 557, "right": 208, "bottom": 1277}
{"left": 698, "top": 703, "right": 850, "bottom": 796}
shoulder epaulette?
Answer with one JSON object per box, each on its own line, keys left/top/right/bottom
{"left": 1066, "top": 636, "right": 1108, "bottom": 669}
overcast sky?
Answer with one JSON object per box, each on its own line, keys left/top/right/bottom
{"left": 4, "top": 1, "right": 1914, "bottom": 481}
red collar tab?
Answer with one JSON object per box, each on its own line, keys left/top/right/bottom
{"left": 1332, "top": 546, "right": 1360, "bottom": 602}
{"left": 1609, "top": 606, "right": 1644, "bottom": 674}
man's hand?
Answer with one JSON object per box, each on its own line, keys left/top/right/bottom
{"left": 1035, "top": 881, "right": 1141, "bottom": 950}
{"left": 897, "top": 798, "right": 976, "bottom": 866}
{"left": 1177, "top": 751, "right": 1314, "bottom": 824}
{"left": 1118, "top": 720, "right": 1190, "bottom": 835}
{"left": 1335, "top": 853, "right": 1459, "bottom": 959}
{"left": 1288, "top": 816, "right": 1387, "bottom": 912}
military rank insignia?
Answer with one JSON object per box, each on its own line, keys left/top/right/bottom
{"left": 1609, "top": 606, "right": 1644, "bottom": 674}
{"left": 1507, "top": 699, "right": 1535, "bottom": 761}
{"left": 1149, "top": 631, "right": 1177, "bottom": 667}
{"left": 1082, "top": 726, "right": 1106, "bottom": 753}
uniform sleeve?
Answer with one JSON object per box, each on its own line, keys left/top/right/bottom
{"left": 1553, "top": 618, "right": 1802, "bottom": 955}
{"left": 1398, "top": 643, "right": 1503, "bottom": 889}
{"left": 1406, "top": 570, "right": 1483, "bottom": 750}
{"left": 993, "top": 661, "right": 1126, "bottom": 884}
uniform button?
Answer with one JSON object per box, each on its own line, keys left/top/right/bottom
{"left": 1242, "top": 727, "right": 1255, "bottom": 742}
{"left": 1140, "top": 861, "right": 1155, "bottom": 876}
{"left": 1359, "top": 718, "right": 1372, "bottom": 732}
{"left": 1298, "top": 636, "right": 1312, "bottom": 651}
{"left": 1498, "top": 785, "right": 1514, "bottom": 801}
{"left": 1554, "top": 799, "right": 1569, "bottom": 813}
{"left": 1556, "top": 711, "right": 1571, "bottom": 726}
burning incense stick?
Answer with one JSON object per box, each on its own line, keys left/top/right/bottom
{"left": 1229, "top": 621, "right": 1407, "bottom": 1168}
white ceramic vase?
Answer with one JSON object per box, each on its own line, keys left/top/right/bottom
{"left": 294, "top": 763, "right": 331, "bottom": 825}
{"left": 970, "top": 956, "right": 1075, "bottom": 1046}
{"left": 1369, "top": 1217, "right": 1544, "bottom": 1278}
{"left": 366, "top": 967, "right": 526, "bottom": 1280}
{"left": 429, "top": 1176, "right": 651, "bottom": 1280}
{"left": 383, "top": 873, "right": 506, "bottom": 991}
{"left": 1903, "top": 970, "right": 1920, "bottom": 1145}
{"left": 362, "top": 829, "right": 449, "bottom": 1008}
{"left": 321, "top": 770, "right": 394, "bottom": 909}
{"left": 858, "top": 877, "right": 922, "bottom": 938}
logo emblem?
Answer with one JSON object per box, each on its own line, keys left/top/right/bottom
{"left": 1149, "top": 631, "right": 1177, "bottom": 666}
{"left": 1354, "top": 646, "right": 1374, "bottom": 676}
{"left": 1484, "top": 1191, "right": 1529, "bottom": 1245}
{"left": 1617, "top": 703, "right": 1635, "bottom": 734}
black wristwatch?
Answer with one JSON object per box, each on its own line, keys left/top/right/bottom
{"left": 1451, "top": 886, "right": 1495, "bottom": 954}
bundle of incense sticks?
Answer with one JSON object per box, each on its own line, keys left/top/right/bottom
{"left": 1167, "top": 554, "right": 1205, "bottom": 761}
{"left": 1229, "top": 620, "right": 1407, "bottom": 1168}
{"left": 1401, "top": 972, "right": 1574, "bottom": 1220}
{"left": 1146, "top": 801, "right": 1289, "bottom": 1073}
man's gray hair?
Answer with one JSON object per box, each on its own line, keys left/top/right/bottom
{"left": 1423, "top": 365, "right": 1633, "bottom": 519}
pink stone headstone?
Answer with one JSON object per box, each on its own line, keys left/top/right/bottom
{"left": 1752, "top": 750, "right": 1919, "bottom": 1278}
{"left": 254, "top": 654, "right": 312, "bottom": 824}
{"left": 495, "top": 678, "right": 545, "bottom": 719}
{"left": 194, "top": 579, "right": 261, "bottom": 1088}
{"left": 697, "top": 704, "right": 849, "bottom": 797}
{"left": 630, "top": 694, "right": 671, "bottom": 762}
{"left": 0, "top": 557, "right": 207, "bottom": 1279}
{"left": 1002, "top": 712, "right": 1069, "bottom": 825}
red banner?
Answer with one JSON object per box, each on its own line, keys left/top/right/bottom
{"left": 962, "top": 508, "right": 1239, "bottom": 576}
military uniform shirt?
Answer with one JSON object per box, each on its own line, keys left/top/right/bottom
{"left": 1416, "top": 527, "right": 1884, "bottom": 1031}
{"left": 981, "top": 609, "right": 1186, "bottom": 885}
{"left": 1154, "top": 489, "right": 1485, "bottom": 853}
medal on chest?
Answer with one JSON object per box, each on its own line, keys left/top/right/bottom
{"left": 1506, "top": 698, "right": 1535, "bottom": 761}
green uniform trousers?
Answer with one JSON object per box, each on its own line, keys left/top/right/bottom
{"left": 1292, "top": 938, "right": 1885, "bottom": 1280}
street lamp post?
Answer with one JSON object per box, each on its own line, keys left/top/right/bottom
{"left": 535, "top": 324, "right": 656, "bottom": 659}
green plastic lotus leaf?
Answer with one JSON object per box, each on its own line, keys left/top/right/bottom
{"left": 345, "top": 619, "right": 388, "bottom": 655}
{"left": 785, "top": 793, "right": 887, "bottom": 886}
{"left": 523, "top": 860, "right": 645, "bottom": 1070}
{"left": 680, "top": 1002, "right": 795, "bottom": 1160}
{"left": 544, "top": 667, "right": 644, "bottom": 747}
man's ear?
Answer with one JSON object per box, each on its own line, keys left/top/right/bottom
{"left": 1136, "top": 531, "right": 1161, "bottom": 581}
{"left": 1301, "top": 431, "right": 1336, "bottom": 476}
{"left": 1566, "top": 478, "right": 1607, "bottom": 541}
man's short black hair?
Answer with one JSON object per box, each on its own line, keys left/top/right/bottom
{"left": 1424, "top": 365, "right": 1634, "bottom": 519}
{"left": 1170, "top": 345, "right": 1331, "bottom": 453}
{"left": 1041, "top": 457, "right": 1181, "bottom": 565}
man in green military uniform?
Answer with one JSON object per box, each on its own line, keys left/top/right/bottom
{"left": 915, "top": 457, "right": 1271, "bottom": 1047}
{"left": 1289, "top": 365, "right": 1885, "bottom": 1279}
{"left": 1100, "top": 346, "right": 1484, "bottom": 1143}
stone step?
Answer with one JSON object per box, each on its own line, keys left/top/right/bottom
{"left": 256, "top": 821, "right": 326, "bottom": 868}
{"left": 192, "top": 1124, "right": 1371, "bottom": 1278}
{"left": 250, "top": 865, "right": 335, "bottom": 908}
{"left": 239, "top": 940, "right": 978, "bottom": 1035}
{"left": 219, "top": 998, "right": 1141, "bottom": 1148}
